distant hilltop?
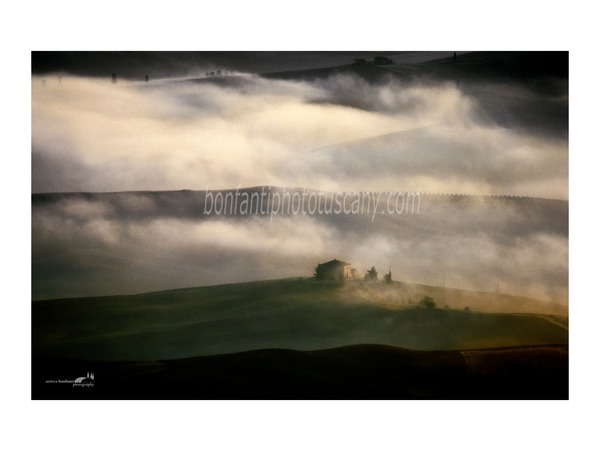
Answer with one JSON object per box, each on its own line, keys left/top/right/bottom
{"left": 353, "top": 56, "right": 394, "bottom": 66}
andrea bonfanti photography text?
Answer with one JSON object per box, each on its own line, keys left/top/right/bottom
{"left": 44, "top": 372, "right": 95, "bottom": 388}
{"left": 203, "top": 186, "right": 421, "bottom": 221}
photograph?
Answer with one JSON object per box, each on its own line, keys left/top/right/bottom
{"left": 31, "top": 50, "right": 568, "bottom": 400}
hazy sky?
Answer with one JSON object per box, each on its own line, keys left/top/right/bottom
{"left": 31, "top": 52, "right": 568, "bottom": 301}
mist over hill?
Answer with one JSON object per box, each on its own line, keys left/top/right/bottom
{"left": 32, "top": 52, "right": 567, "bottom": 197}
{"left": 32, "top": 190, "right": 567, "bottom": 302}
{"left": 31, "top": 52, "right": 568, "bottom": 303}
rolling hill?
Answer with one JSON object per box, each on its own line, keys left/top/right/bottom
{"left": 33, "top": 277, "right": 567, "bottom": 362}
{"left": 32, "top": 343, "right": 568, "bottom": 400}
{"left": 32, "top": 277, "right": 568, "bottom": 399}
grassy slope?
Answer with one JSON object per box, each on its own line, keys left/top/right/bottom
{"left": 33, "top": 278, "right": 568, "bottom": 362}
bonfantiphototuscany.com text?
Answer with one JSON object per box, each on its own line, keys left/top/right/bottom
{"left": 203, "top": 186, "right": 421, "bottom": 222}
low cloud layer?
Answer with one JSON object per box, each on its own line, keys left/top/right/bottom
{"left": 32, "top": 69, "right": 567, "bottom": 198}
{"left": 32, "top": 192, "right": 568, "bottom": 303}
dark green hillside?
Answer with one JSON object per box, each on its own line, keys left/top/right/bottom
{"left": 33, "top": 278, "right": 567, "bottom": 362}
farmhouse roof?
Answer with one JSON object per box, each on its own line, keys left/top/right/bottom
{"left": 321, "top": 259, "right": 351, "bottom": 266}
